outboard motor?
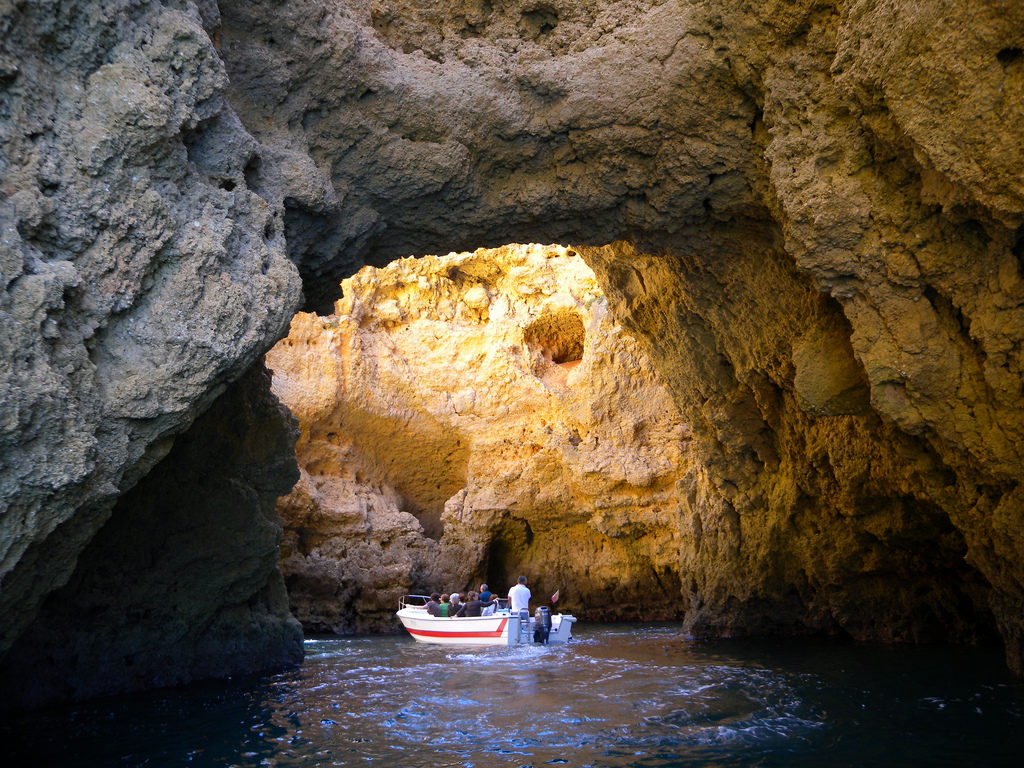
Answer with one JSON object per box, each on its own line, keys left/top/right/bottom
{"left": 518, "top": 609, "right": 532, "bottom": 643}
{"left": 533, "top": 606, "right": 552, "bottom": 644}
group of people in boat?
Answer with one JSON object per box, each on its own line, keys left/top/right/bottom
{"left": 425, "top": 576, "right": 532, "bottom": 618}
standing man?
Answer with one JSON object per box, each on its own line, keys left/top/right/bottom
{"left": 508, "top": 575, "right": 531, "bottom": 612}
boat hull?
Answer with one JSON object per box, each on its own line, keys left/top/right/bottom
{"left": 396, "top": 607, "right": 576, "bottom": 646}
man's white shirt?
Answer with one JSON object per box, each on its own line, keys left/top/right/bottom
{"left": 509, "top": 583, "right": 531, "bottom": 611}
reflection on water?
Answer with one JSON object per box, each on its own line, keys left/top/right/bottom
{"left": 5, "top": 624, "right": 1023, "bottom": 767}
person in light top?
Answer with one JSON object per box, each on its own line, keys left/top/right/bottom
{"left": 508, "top": 575, "right": 531, "bottom": 612}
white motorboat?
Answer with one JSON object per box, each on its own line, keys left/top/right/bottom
{"left": 396, "top": 595, "right": 577, "bottom": 646}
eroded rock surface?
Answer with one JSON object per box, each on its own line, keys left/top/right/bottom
{"left": 0, "top": 0, "right": 302, "bottom": 708}
{"left": 0, "top": 365, "right": 303, "bottom": 711}
{"left": 222, "top": 0, "right": 1023, "bottom": 666}
{"left": 267, "top": 245, "right": 688, "bottom": 631}
{"left": 217, "top": 0, "right": 760, "bottom": 312}
{"left": 222, "top": 0, "right": 1022, "bottom": 656}
{"left": 3, "top": 0, "right": 1024, "bottom": 709}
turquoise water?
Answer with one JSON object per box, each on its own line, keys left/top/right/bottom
{"left": 5, "top": 624, "right": 1023, "bottom": 766}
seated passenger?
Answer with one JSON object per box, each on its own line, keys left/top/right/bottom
{"left": 451, "top": 592, "right": 469, "bottom": 617}
{"left": 461, "top": 591, "right": 493, "bottom": 617}
{"left": 478, "top": 584, "right": 493, "bottom": 603}
{"left": 438, "top": 593, "right": 452, "bottom": 617}
{"left": 425, "top": 592, "right": 442, "bottom": 617}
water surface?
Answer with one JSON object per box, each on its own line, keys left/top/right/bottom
{"left": 6, "top": 623, "right": 1022, "bottom": 766}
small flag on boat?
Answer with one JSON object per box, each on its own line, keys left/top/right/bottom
{"left": 551, "top": 590, "right": 560, "bottom": 604}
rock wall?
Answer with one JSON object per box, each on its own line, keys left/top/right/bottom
{"left": 266, "top": 244, "right": 688, "bottom": 631}
{"left": 216, "top": 0, "right": 761, "bottom": 312}
{"left": 699, "top": 0, "right": 1024, "bottom": 659}
{"left": 0, "top": 0, "right": 303, "bottom": 708}
{"left": 3, "top": 0, "right": 1024, "bottom": 709}
{"left": 0, "top": 365, "right": 303, "bottom": 712}
{"left": 223, "top": 0, "right": 1022, "bottom": 661}
{"left": 584, "top": 237, "right": 996, "bottom": 644}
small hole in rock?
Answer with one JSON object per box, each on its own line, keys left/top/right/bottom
{"left": 997, "top": 47, "right": 1022, "bottom": 66}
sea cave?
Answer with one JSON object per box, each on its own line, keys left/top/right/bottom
{"left": 2, "top": 0, "right": 1024, "bottom": 729}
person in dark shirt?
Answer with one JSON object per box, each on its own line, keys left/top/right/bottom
{"left": 478, "top": 584, "right": 493, "bottom": 603}
{"left": 452, "top": 595, "right": 467, "bottom": 617}
{"left": 460, "top": 591, "right": 494, "bottom": 617}
{"left": 425, "top": 592, "right": 442, "bottom": 617}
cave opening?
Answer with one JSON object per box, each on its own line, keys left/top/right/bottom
{"left": 262, "top": 227, "right": 1004, "bottom": 654}
{"left": 264, "top": 240, "right": 694, "bottom": 633}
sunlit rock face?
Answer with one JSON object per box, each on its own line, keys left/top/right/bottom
{"left": 266, "top": 244, "right": 689, "bottom": 631}
{"left": 583, "top": 238, "right": 996, "bottom": 645}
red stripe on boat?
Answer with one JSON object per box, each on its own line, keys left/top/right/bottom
{"left": 406, "top": 618, "right": 508, "bottom": 638}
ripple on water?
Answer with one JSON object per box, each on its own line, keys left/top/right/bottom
{"left": 3, "top": 626, "right": 1023, "bottom": 767}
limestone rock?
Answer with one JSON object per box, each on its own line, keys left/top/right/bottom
{"left": 793, "top": 323, "right": 870, "bottom": 418}
{"left": 4, "top": 0, "right": 1024, "bottom": 712}
{"left": 0, "top": 365, "right": 304, "bottom": 712}
{"left": 266, "top": 244, "right": 689, "bottom": 629}
{"left": 222, "top": 0, "right": 1022, "bottom": 665}
{"left": 584, "top": 239, "right": 995, "bottom": 645}
{"left": 0, "top": 0, "right": 301, "bottom": 696}
{"left": 217, "top": 0, "right": 760, "bottom": 311}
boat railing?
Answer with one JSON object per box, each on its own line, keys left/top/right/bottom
{"left": 399, "top": 594, "right": 432, "bottom": 610}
